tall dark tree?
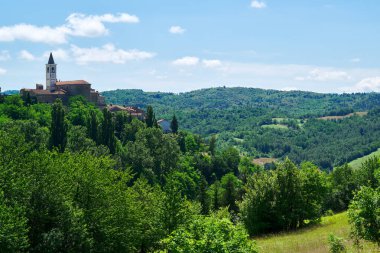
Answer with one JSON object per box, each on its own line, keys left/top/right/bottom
{"left": 100, "top": 108, "right": 116, "bottom": 154}
{"left": 221, "top": 173, "right": 240, "bottom": 212}
{"left": 145, "top": 105, "right": 155, "bottom": 128}
{"left": 114, "top": 112, "right": 129, "bottom": 140}
{"left": 170, "top": 115, "right": 179, "bottom": 134}
{"left": 209, "top": 135, "right": 217, "bottom": 156}
{"left": 198, "top": 176, "right": 210, "bottom": 215}
{"left": 87, "top": 110, "right": 98, "bottom": 143}
{"left": 50, "top": 99, "right": 67, "bottom": 152}
{"left": 211, "top": 180, "right": 221, "bottom": 211}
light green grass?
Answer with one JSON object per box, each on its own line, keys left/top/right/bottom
{"left": 255, "top": 212, "right": 378, "bottom": 253}
{"left": 348, "top": 148, "right": 380, "bottom": 170}
{"left": 261, "top": 124, "right": 289, "bottom": 130}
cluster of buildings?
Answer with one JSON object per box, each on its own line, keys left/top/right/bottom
{"left": 18, "top": 53, "right": 173, "bottom": 131}
{"left": 21, "top": 53, "right": 106, "bottom": 107}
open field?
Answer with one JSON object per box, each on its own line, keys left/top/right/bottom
{"left": 348, "top": 148, "right": 380, "bottom": 170}
{"left": 261, "top": 124, "right": 289, "bottom": 130}
{"left": 318, "top": 111, "right": 368, "bottom": 121}
{"left": 252, "top": 157, "right": 277, "bottom": 166}
{"left": 255, "top": 212, "right": 379, "bottom": 253}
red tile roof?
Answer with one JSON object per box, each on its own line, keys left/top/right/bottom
{"left": 56, "top": 80, "right": 90, "bottom": 85}
{"left": 107, "top": 105, "right": 145, "bottom": 115}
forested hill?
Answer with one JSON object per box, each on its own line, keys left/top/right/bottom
{"left": 102, "top": 87, "right": 380, "bottom": 119}
{"left": 103, "top": 88, "right": 380, "bottom": 169}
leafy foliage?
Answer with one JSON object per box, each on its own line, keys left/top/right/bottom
{"left": 160, "top": 209, "right": 258, "bottom": 253}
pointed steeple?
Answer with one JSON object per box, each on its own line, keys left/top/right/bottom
{"left": 48, "top": 52, "right": 55, "bottom": 64}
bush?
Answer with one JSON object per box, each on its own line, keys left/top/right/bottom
{"left": 160, "top": 209, "right": 257, "bottom": 253}
{"left": 348, "top": 186, "right": 380, "bottom": 245}
{"left": 328, "top": 234, "right": 346, "bottom": 253}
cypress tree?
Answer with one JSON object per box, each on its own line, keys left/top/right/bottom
{"left": 209, "top": 135, "right": 217, "bottom": 156}
{"left": 88, "top": 110, "right": 98, "bottom": 143}
{"left": 170, "top": 115, "right": 179, "bottom": 134}
{"left": 212, "top": 180, "right": 221, "bottom": 211}
{"left": 100, "top": 108, "right": 116, "bottom": 154}
{"left": 50, "top": 99, "right": 67, "bottom": 152}
{"left": 198, "top": 176, "right": 210, "bottom": 215}
{"left": 145, "top": 105, "right": 155, "bottom": 128}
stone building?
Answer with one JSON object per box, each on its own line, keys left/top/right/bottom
{"left": 20, "top": 53, "right": 105, "bottom": 106}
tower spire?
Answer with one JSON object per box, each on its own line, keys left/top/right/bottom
{"left": 48, "top": 52, "right": 55, "bottom": 64}
{"left": 46, "top": 53, "right": 57, "bottom": 91}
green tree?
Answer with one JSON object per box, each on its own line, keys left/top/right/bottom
{"left": 220, "top": 173, "right": 242, "bottom": 212}
{"left": 355, "top": 156, "right": 380, "bottom": 189}
{"left": 145, "top": 105, "right": 155, "bottom": 128}
{"left": 348, "top": 186, "right": 380, "bottom": 246}
{"left": 209, "top": 179, "right": 222, "bottom": 211}
{"left": 0, "top": 192, "right": 29, "bottom": 252}
{"left": 50, "top": 99, "right": 67, "bottom": 152}
{"left": 161, "top": 208, "right": 258, "bottom": 253}
{"left": 209, "top": 135, "right": 217, "bottom": 156}
{"left": 170, "top": 114, "right": 178, "bottom": 134}
{"left": 99, "top": 108, "right": 116, "bottom": 154}
{"left": 198, "top": 176, "right": 210, "bottom": 215}
{"left": 87, "top": 110, "right": 98, "bottom": 143}
{"left": 161, "top": 174, "right": 197, "bottom": 234}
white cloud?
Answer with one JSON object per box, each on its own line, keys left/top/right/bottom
{"left": 0, "top": 50, "right": 10, "bottom": 61}
{"left": 71, "top": 44, "right": 155, "bottom": 65}
{"left": 251, "top": 0, "right": 266, "bottom": 9}
{"left": 0, "top": 13, "right": 139, "bottom": 44}
{"left": 295, "top": 68, "right": 351, "bottom": 82}
{"left": 169, "top": 26, "right": 186, "bottom": 34}
{"left": 172, "top": 56, "right": 199, "bottom": 66}
{"left": 19, "top": 50, "right": 36, "bottom": 61}
{"left": 0, "top": 24, "right": 69, "bottom": 44}
{"left": 202, "top": 59, "right": 222, "bottom": 68}
{"left": 65, "top": 13, "right": 139, "bottom": 37}
{"left": 0, "top": 68, "right": 6, "bottom": 75}
{"left": 341, "top": 77, "right": 380, "bottom": 93}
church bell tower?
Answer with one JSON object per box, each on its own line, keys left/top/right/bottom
{"left": 46, "top": 53, "right": 57, "bottom": 91}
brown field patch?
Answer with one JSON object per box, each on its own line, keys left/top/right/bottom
{"left": 252, "top": 158, "right": 277, "bottom": 166}
{"left": 318, "top": 111, "right": 367, "bottom": 120}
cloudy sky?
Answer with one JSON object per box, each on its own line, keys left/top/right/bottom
{"left": 0, "top": 0, "right": 380, "bottom": 93}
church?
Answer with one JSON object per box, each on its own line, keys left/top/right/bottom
{"left": 20, "top": 53, "right": 106, "bottom": 106}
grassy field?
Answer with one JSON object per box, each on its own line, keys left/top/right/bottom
{"left": 255, "top": 212, "right": 379, "bottom": 253}
{"left": 348, "top": 148, "right": 380, "bottom": 170}
{"left": 261, "top": 124, "right": 289, "bottom": 130}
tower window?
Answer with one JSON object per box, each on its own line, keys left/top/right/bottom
{"left": 52, "top": 67, "right": 55, "bottom": 73}
{"left": 47, "top": 67, "right": 49, "bottom": 73}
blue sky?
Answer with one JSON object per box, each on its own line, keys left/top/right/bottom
{"left": 0, "top": 0, "right": 380, "bottom": 93}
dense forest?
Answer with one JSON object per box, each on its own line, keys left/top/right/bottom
{"left": 103, "top": 88, "right": 380, "bottom": 169}
{"left": 0, "top": 93, "right": 379, "bottom": 252}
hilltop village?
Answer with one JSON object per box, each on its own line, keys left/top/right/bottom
{"left": 20, "top": 53, "right": 145, "bottom": 119}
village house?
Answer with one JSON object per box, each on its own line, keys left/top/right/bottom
{"left": 157, "top": 119, "right": 171, "bottom": 133}
{"left": 107, "top": 104, "right": 146, "bottom": 120}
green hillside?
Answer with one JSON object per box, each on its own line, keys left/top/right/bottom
{"left": 256, "top": 212, "right": 378, "bottom": 253}
{"left": 102, "top": 88, "right": 380, "bottom": 169}
{"left": 349, "top": 148, "right": 380, "bottom": 170}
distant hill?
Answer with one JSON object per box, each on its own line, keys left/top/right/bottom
{"left": 102, "top": 87, "right": 380, "bottom": 169}
{"left": 2, "top": 90, "right": 19, "bottom": 95}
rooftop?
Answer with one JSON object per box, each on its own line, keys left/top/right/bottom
{"left": 56, "top": 80, "right": 91, "bottom": 85}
